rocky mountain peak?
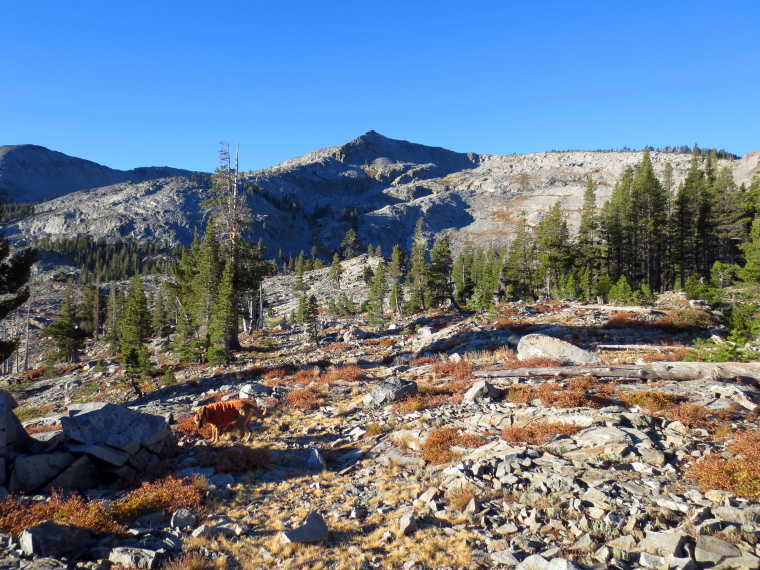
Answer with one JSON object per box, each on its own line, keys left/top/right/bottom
{"left": 0, "top": 144, "right": 193, "bottom": 204}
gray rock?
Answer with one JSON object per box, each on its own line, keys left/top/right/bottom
{"left": 491, "top": 550, "right": 520, "bottom": 565}
{"left": 516, "top": 554, "right": 550, "bottom": 570}
{"left": 208, "top": 473, "right": 236, "bottom": 487}
{"left": 61, "top": 403, "right": 176, "bottom": 459}
{"left": 694, "top": 535, "right": 741, "bottom": 565}
{"left": 9, "top": 452, "right": 74, "bottom": 493}
{"left": 19, "top": 521, "right": 95, "bottom": 558}
{"left": 399, "top": 511, "right": 417, "bottom": 535}
{"left": 41, "top": 455, "right": 102, "bottom": 493}
{"left": 108, "top": 546, "right": 159, "bottom": 569}
{"left": 170, "top": 508, "right": 196, "bottom": 529}
{"left": 17, "top": 559, "right": 69, "bottom": 570}
{"left": 463, "top": 380, "right": 505, "bottom": 404}
{"left": 0, "top": 391, "right": 37, "bottom": 485}
{"left": 517, "top": 334, "right": 601, "bottom": 365}
{"left": 280, "top": 511, "right": 329, "bottom": 544}
{"left": 546, "top": 559, "right": 581, "bottom": 570}
{"left": 239, "top": 383, "right": 271, "bottom": 398}
{"left": 66, "top": 442, "right": 130, "bottom": 467}
{"left": 637, "top": 530, "right": 687, "bottom": 557}
{"left": 306, "top": 448, "right": 328, "bottom": 472}
{"left": 363, "top": 378, "right": 418, "bottom": 408}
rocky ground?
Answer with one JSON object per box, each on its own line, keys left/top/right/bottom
{"left": 2, "top": 281, "right": 760, "bottom": 570}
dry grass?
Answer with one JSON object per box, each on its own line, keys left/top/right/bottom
{"left": 496, "top": 350, "right": 562, "bottom": 370}
{"left": 0, "top": 476, "right": 205, "bottom": 536}
{"left": 603, "top": 312, "right": 646, "bottom": 329}
{"left": 421, "top": 427, "right": 485, "bottom": 465}
{"left": 618, "top": 390, "right": 681, "bottom": 412}
{"left": 506, "top": 377, "right": 615, "bottom": 408}
{"left": 284, "top": 388, "right": 321, "bottom": 411}
{"left": 447, "top": 489, "right": 476, "bottom": 511}
{"left": 321, "top": 365, "right": 363, "bottom": 383}
{"left": 25, "top": 424, "right": 61, "bottom": 435}
{"left": 652, "top": 308, "right": 714, "bottom": 332}
{"left": 501, "top": 422, "right": 580, "bottom": 445}
{"left": 197, "top": 446, "right": 272, "bottom": 474}
{"left": 391, "top": 379, "right": 470, "bottom": 414}
{"left": 410, "top": 356, "right": 436, "bottom": 366}
{"left": 175, "top": 414, "right": 213, "bottom": 440}
{"left": 688, "top": 431, "right": 760, "bottom": 500}
{"left": 431, "top": 360, "right": 473, "bottom": 381}
{"left": 161, "top": 551, "right": 212, "bottom": 570}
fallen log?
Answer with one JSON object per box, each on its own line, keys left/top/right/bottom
{"left": 474, "top": 361, "right": 760, "bottom": 384}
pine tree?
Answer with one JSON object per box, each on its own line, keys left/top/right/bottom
{"left": 191, "top": 220, "right": 223, "bottom": 356}
{"left": 341, "top": 228, "right": 360, "bottom": 259}
{"left": 577, "top": 176, "right": 600, "bottom": 299}
{"left": 406, "top": 219, "right": 429, "bottom": 313}
{"left": 0, "top": 234, "right": 37, "bottom": 362}
{"left": 305, "top": 294, "right": 320, "bottom": 345}
{"left": 503, "top": 213, "right": 536, "bottom": 301}
{"left": 536, "top": 202, "right": 571, "bottom": 298}
{"left": 367, "top": 261, "right": 388, "bottom": 325}
{"left": 428, "top": 235, "right": 455, "bottom": 307}
{"left": 152, "top": 286, "right": 171, "bottom": 340}
{"left": 329, "top": 253, "right": 342, "bottom": 289}
{"left": 452, "top": 248, "right": 475, "bottom": 306}
{"left": 207, "top": 260, "right": 236, "bottom": 364}
{"left": 120, "top": 275, "right": 151, "bottom": 357}
{"left": 44, "top": 283, "right": 86, "bottom": 363}
{"left": 740, "top": 217, "right": 760, "bottom": 283}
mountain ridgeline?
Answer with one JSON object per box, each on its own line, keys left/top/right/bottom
{"left": 1, "top": 132, "right": 759, "bottom": 268}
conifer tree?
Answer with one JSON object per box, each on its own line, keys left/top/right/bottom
{"left": 367, "top": 261, "right": 388, "bottom": 325}
{"left": 428, "top": 235, "right": 455, "bottom": 307}
{"left": 452, "top": 248, "right": 475, "bottom": 306}
{"left": 0, "top": 234, "right": 37, "bottom": 362}
{"left": 192, "top": 220, "right": 223, "bottom": 356}
{"left": 406, "top": 219, "right": 429, "bottom": 313}
{"left": 329, "top": 253, "right": 342, "bottom": 289}
{"left": 740, "top": 217, "right": 760, "bottom": 283}
{"left": 536, "top": 202, "right": 571, "bottom": 298}
{"left": 577, "top": 176, "right": 600, "bottom": 299}
{"left": 120, "top": 275, "right": 152, "bottom": 394}
{"left": 341, "top": 228, "right": 360, "bottom": 259}
{"left": 503, "top": 213, "right": 536, "bottom": 301}
{"left": 207, "top": 260, "right": 236, "bottom": 364}
{"left": 44, "top": 284, "right": 87, "bottom": 363}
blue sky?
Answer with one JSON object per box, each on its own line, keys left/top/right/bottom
{"left": 2, "top": 1, "right": 758, "bottom": 173}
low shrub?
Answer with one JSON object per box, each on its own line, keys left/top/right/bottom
{"left": 688, "top": 431, "right": 760, "bottom": 500}
{"left": 506, "top": 377, "right": 615, "bottom": 408}
{"left": 421, "top": 427, "right": 484, "bottom": 465}
{"left": 431, "top": 360, "right": 473, "bottom": 381}
{"left": 618, "top": 390, "right": 680, "bottom": 412}
{"left": 652, "top": 308, "right": 714, "bottom": 332}
{"left": 162, "top": 551, "right": 211, "bottom": 570}
{"left": 0, "top": 476, "right": 205, "bottom": 536}
{"left": 322, "top": 364, "right": 363, "bottom": 383}
{"left": 284, "top": 388, "right": 320, "bottom": 410}
{"left": 501, "top": 422, "right": 580, "bottom": 445}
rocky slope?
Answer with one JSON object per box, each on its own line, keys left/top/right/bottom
{"left": 0, "top": 145, "right": 192, "bottom": 204}
{"left": 3, "top": 265, "right": 760, "bottom": 569}
{"left": 2, "top": 134, "right": 759, "bottom": 257}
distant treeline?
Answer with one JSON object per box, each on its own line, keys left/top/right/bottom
{"left": 35, "top": 235, "right": 173, "bottom": 282}
{"left": 547, "top": 145, "right": 740, "bottom": 160}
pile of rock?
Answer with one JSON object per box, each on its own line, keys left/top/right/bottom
{"left": 0, "top": 392, "right": 176, "bottom": 494}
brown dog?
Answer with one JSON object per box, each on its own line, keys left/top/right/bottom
{"left": 194, "top": 399, "right": 266, "bottom": 444}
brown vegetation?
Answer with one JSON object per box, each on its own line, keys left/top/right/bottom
{"left": 421, "top": 428, "right": 485, "bottom": 465}
{"left": 688, "top": 431, "right": 760, "bottom": 500}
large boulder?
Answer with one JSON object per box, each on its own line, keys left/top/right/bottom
{"left": 363, "top": 378, "right": 418, "bottom": 408}
{"left": 8, "top": 452, "right": 75, "bottom": 493}
{"left": 61, "top": 403, "right": 176, "bottom": 461}
{"left": 517, "top": 334, "right": 601, "bottom": 365}
{"left": 19, "top": 521, "right": 95, "bottom": 558}
{"left": 0, "top": 390, "right": 37, "bottom": 485}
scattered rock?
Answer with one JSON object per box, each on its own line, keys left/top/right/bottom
{"left": 280, "top": 511, "right": 329, "bottom": 544}
{"left": 517, "top": 334, "right": 601, "bottom": 365}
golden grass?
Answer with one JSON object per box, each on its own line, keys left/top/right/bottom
{"left": 688, "top": 431, "right": 760, "bottom": 500}
{"left": 506, "top": 377, "right": 616, "bottom": 408}
{"left": 421, "top": 427, "right": 485, "bottom": 465}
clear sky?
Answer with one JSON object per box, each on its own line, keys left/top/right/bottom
{"left": 2, "top": 1, "right": 758, "bottom": 173}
